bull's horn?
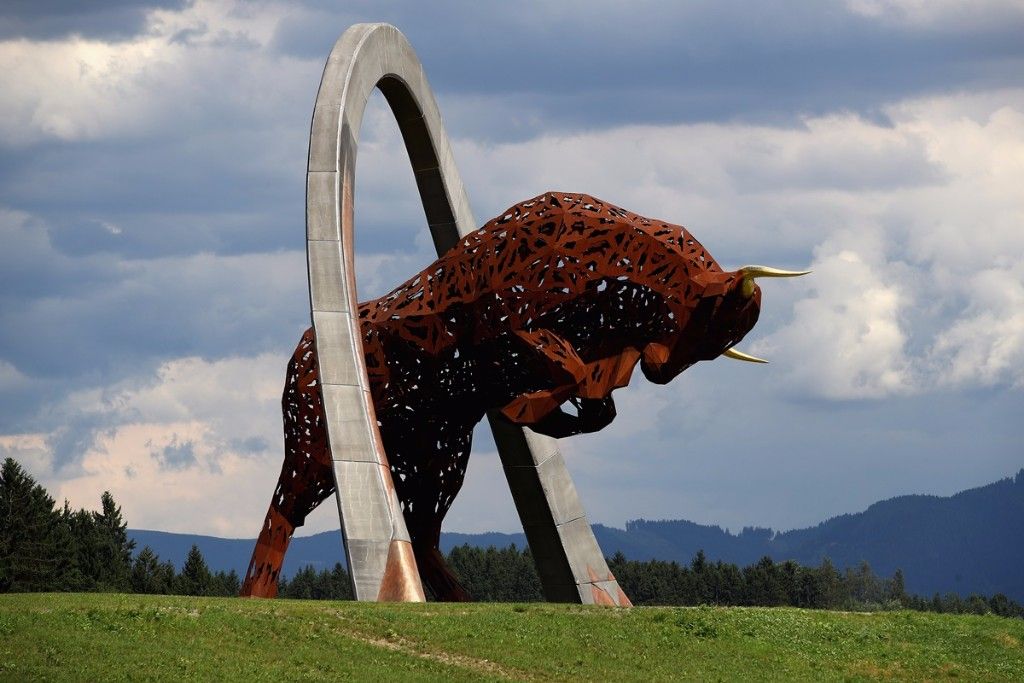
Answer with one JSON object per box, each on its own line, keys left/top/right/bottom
{"left": 739, "top": 265, "right": 811, "bottom": 297}
{"left": 722, "top": 347, "right": 769, "bottom": 364}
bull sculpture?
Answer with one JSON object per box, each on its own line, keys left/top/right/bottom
{"left": 241, "top": 192, "right": 807, "bottom": 600}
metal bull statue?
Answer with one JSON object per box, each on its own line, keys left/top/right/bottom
{"left": 240, "top": 191, "right": 808, "bottom": 601}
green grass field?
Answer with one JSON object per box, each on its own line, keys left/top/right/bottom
{"left": 1, "top": 593, "right": 1022, "bottom": 681}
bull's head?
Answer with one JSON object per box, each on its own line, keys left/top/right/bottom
{"left": 720, "top": 265, "right": 810, "bottom": 363}
{"left": 640, "top": 263, "right": 809, "bottom": 383}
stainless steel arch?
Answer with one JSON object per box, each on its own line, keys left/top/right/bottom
{"left": 307, "top": 23, "right": 629, "bottom": 605}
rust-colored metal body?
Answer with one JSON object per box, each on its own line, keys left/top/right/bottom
{"left": 242, "top": 192, "right": 762, "bottom": 600}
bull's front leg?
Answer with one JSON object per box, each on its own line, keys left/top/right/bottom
{"left": 499, "top": 329, "right": 626, "bottom": 437}
{"left": 530, "top": 347, "right": 642, "bottom": 436}
{"left": 499, "top": 328, "right": 587, "bottom": 425}
{"left": 529, "top": 396, "right": 617, "bottom": 438}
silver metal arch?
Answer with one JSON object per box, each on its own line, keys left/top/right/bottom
{"left": 306, "top": 23, "right": 629, "bottom": 605}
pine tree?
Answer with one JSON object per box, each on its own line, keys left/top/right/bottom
{"left": 64, "top": 505, "right": 100, "bottom": 590}
{"left": 0, "top": 458, "right": 71, "bottom": 592}
{"left": 510, "top": 547, "right": 543, "bottom": 602}
{"left": 966, "top": 594, "right": 989, "bottom": 615}
{"left": 779, "top": 560, "right": 801, "bottom": 606}
{"left": 447, "top": 545, "right": 485, "bottom": 599}
{"left": 93, "top": 491, "right": 134, "bottom": 591}
{"left": 815, "top": 557, "right": 843, "bottom": 609}
{"left": 130, "top": 546, "right": 172, "bottom": 594}
{"left": 846, "top": 560, "right": 882, "bottom": 606}
{"left": 225, "top": 569, "right": 241, "bottom": 595}
{"left": 283, "top": 565, "right": 316, "bottom": 599}
{"left": 210, "top": 569, "right": 241, "bottom": 596}
{"left": 715, "top": 561, "right": 744, "bottom": 606}
{"left": 989, "top": 594, "right": 1017, "bottom": 618}
{"left": 55, "top": 501, "right": 86, "bottom": 591}
{"left": 330, "top": 562, "right": 355, "bottom": 600}
{"left": 156, "top": 559, "right": 177, "bottom": 593}
{"left": 743, "top": 556, "right": 787, "bottom": 606}
{"left": 890, "top": 568, "right": 907, "bottom": 606}
{"left": 942, "top": 592, "right": 964, "bottom": 614}
{"left": 277, "top": 563, "right": 354, "bottom": 601}
{"left": 691, "top": 550, "right": 710, "bottom": 604}
{"left": 177, "top": 544, "right": 212, "bottom": 596}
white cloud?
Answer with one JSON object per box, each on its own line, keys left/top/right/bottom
{"left": 454, "top": 117, "right": 943, "bottom": 266}
{"left": 846, "top": 0, "right": 1024, "bottom": 28}
{"left": 3, "top": 352, "right": 292, "bottom": 537}
{"left": 929, "top": 265, "right": 1024, "bottom": 387}
{"left": 0, "top": 359, "right": 31, "bottom": 392}
{"left": 0, "top": 0, "right": 314, "bottom": 146}
{"left": 0, "top": 37, "right": 163, "bottom": 143}
{"left": 754, "top": 230, "right": 914, "bottom": 399}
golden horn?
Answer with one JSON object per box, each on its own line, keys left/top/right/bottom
{"left": 722, "top": 347, "right": 769, "bottom": 364}
{"left": 739, "top": 265, "right": 811, "bottom": 297}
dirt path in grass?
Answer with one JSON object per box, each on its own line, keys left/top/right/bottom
{"left": 350, "top": 631, "right": 526, "bottom": 680}
{"left": 323, "top": 607, "right": 526, "bottom": 679}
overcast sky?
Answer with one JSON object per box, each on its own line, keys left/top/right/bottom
{"left": 1, "top": 0, "right": 1022, "bottom": 540}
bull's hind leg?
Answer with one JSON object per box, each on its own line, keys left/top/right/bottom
{"left": 383, "top": 417, "right": 475, "bottom": 601}
{"left": 241, "top": 328, "right": 335, "bottom": 597}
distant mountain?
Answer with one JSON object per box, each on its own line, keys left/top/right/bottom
{"left": 129, "top": 468, "right": 1024, "bottom": 600}
{"left": 125, "top": 528, "right": 540, "bottom": 581}
{"left": 127, "top": 529, "right": 347, "bottom": 580}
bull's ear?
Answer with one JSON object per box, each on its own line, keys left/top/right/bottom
{"left": 739, "top": 265, "right": 811, "bottom": 297}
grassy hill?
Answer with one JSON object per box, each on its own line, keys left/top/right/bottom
{"left": 2, "top": 594, "right": 1022, "bottom": 681}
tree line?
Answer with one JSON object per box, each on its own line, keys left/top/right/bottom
{"left": 1, "top": 457, "right": 238, "bottom": 596}
{"left": 2, "top": 456, "right": 1021, "bottom": 618}
{"left": 444, "top": 544, "right": 1024, "bottom": 618}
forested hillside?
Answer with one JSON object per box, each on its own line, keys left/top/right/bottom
{"left": 130, "top": 469, "right": 1024, "bottom": 600}
{"left": 602, "top": 469, "right": 1024, "bottom": 600}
